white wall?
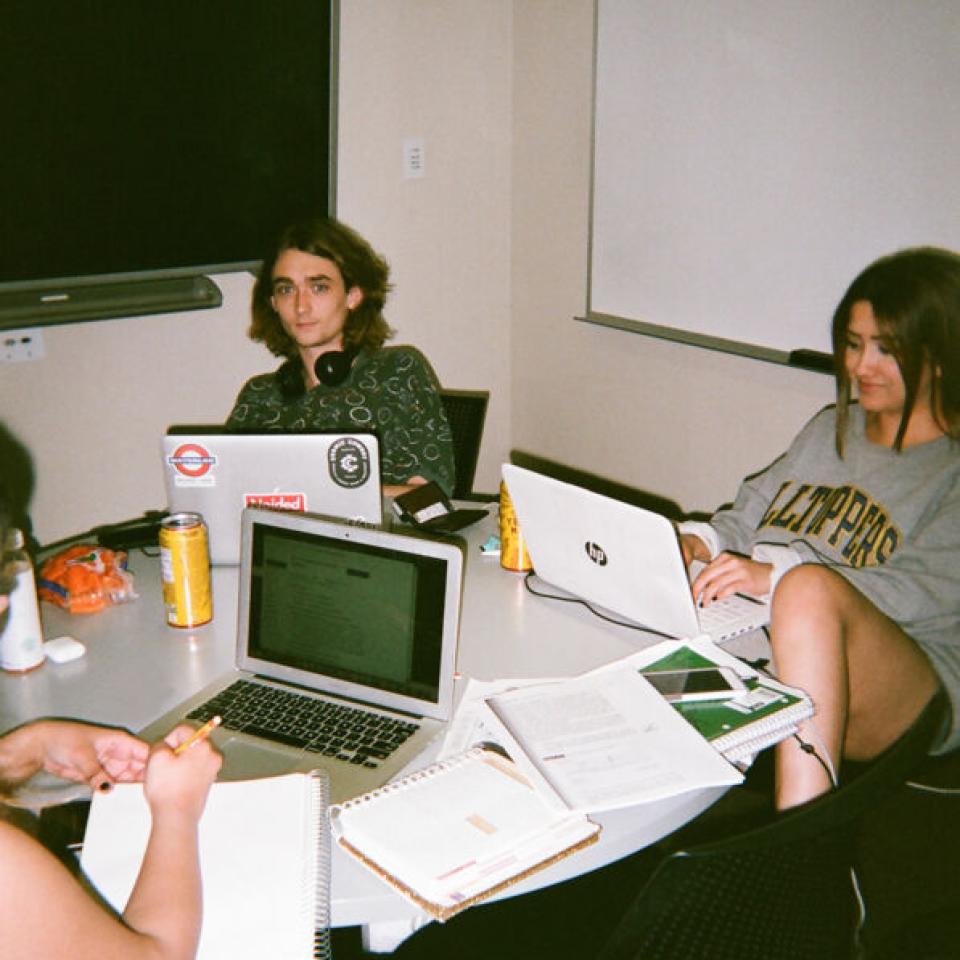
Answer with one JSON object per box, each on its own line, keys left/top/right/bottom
{"left": 2, "top": 0, "right": 843, "bottom": 545}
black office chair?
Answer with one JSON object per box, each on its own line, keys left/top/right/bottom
{"left": 855, "top": 742, "right": 960, "bottom": 959}
{"left": 597, "top": 694, "right": 945, "bottom": 960}
{"left": 439, "top": 389, "right": 491, "bottom": 500}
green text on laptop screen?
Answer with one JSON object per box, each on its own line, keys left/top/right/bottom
{"left": 247, "top": 524, "right": 447, "bottom": 704}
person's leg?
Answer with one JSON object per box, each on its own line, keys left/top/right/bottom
{"left": 768, "top": 564, "right": 939, "bottom": 810}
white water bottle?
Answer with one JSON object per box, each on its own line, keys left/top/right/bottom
{"left": 1, "top": 529, "right": 45, "bottom": 672}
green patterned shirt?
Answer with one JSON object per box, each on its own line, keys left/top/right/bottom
{"left": 226, "top": 346, "right": 455, "bottom": 494}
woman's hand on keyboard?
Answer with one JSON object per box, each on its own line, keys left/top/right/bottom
{"left": 691, "top": 552, "right": 772, "bottom": 606}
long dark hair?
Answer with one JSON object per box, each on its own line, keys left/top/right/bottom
{"left": 832, "top": 246, "right": 960, "bottom": 452}
{"left": 0, "top": 487, "right": 13, "bottom": 602}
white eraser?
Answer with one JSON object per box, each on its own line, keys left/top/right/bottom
{"left": 43, "top": 635, "right": 87, "bottom": 664}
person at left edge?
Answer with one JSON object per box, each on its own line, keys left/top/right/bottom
{"left": 0, "top": 502, "right": 223, "bottom": 958}
{"left": 226, "top": 216, "right": 456, "bottom": 499}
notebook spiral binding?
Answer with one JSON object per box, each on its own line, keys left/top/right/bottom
{"left": 310, "top": 769, "right": 333, "bottom": 960}
{"left": 333, "top": 747, "right": 484, "bottom": 813}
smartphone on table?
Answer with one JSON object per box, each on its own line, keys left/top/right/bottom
{"left": 642, "top": 666, "right": 746, "bottom": 703}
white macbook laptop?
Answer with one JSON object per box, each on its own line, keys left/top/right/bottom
{"left": 161, "top": 426, "right": 383, "bottom": 564}
{"left": 501, "top": 464, "right": 769, "bottom": 643}
{"left": 140, "top": 506, "right": 464, "bottom": 803}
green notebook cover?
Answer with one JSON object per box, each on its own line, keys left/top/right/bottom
{"left": 641, "top": 647, "right": 807, "bottom": 744}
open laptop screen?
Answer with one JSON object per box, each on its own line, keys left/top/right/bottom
{"left": 246, "top": 520, "right": 449, "bottom": 704}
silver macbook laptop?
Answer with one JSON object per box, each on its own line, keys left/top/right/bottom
{"left": 501, "top": 464, "right": 769, "bottom": 643}
{"left": 161, "top": 426, "right": 383, "bottom": 564}
{"left": 140, "top": 506, "right": 464, "bottom": 803}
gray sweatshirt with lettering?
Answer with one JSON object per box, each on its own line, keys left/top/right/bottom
{"left": 697, "top": 404, "right": 960, "bottom": 751}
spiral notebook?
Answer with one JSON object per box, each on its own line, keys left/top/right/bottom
{"left": 80, "top": 770, "right": 331, "bottom": 960}
{"left": 639, "top": 641, "right": 814, "bottom": 764}
{"left": 329, "top": 746, "right": 600, "bottom": 922}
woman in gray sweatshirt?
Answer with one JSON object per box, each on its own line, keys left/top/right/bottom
{"left": 680, "top": 247, "right": 960, "bottom": 808}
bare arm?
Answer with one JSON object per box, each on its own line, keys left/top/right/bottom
{"left": 0, "top": 725, "right": 220, "bottom": 960}
{"left": 678, "top": 532, "right": 712, "bottom": 568}
{"left": 0, "top": 719, "right": 147, "bottom": 797}
{"left": 122, "top": 728, "right": 221, "bottom": 960}
{"left": 383, "top": 475, "right": 429, "bottom": 499}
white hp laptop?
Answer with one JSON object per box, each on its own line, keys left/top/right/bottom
{"left": 501, "top": 464, "right": 769, "bottom": 643}
{"left": 140, "top": 506, "right": 464, "bottom": 803}
{"left": 161, "top": 426, "right": 383, "bottom": 564}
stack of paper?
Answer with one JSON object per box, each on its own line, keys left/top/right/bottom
{"left": 334, "top": 639, "right": 812, "bottom": 922}
{"left": 437, "top": 660, "right": 745, "bottom": 817}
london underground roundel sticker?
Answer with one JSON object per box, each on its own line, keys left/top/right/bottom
{"left": 168, "top": 443, "right": 217, "bottom": 480}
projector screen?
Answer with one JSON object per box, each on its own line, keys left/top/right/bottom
{"left": 588, "top": 0, "right": 960, "bottom": 366}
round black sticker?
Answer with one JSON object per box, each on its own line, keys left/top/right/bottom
{"left": 327, "top": 438, "right": 372, "bottom": 489}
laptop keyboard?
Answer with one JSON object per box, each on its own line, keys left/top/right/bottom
{"left": 186, "top": 679, "right": 419, "bottom": 768}
{"left": 697, "top": 594, "right": 765, "bottom": 635}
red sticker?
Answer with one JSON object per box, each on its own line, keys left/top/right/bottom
{"left": 244, "top": 493, "right": 307, "bottom": 511}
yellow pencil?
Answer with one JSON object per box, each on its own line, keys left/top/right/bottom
{"left": 173, "top": 715, "right": 222, "bottom": 755}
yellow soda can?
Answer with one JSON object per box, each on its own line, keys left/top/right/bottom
{"left": 160, "top": 513, "right": 212, "bottom": 627}
{"left": 499, "top": 481, "right": 532, "bottom": 573}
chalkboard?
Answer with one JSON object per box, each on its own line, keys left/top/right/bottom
{"left": 587, "top": 0, "right": 960, "bottom": 367}
{"left": 0, "top": 1, "right": 335, "bottom": 328}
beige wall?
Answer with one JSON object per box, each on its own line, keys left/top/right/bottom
{"left": 2, "top": 0, "right": 837, "bottom": 545}
{"left": 0, "top": 273, "right": 267, "bottom": 544}
{"left": 336, "top": 0, "right": 514, "bottom": 494}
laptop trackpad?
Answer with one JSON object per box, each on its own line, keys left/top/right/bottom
{"left": 218, "top": 737, "right": 303, "bottom": 781}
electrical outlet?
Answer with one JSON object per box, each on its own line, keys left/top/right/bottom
{"left": 403, "top": 137, "right": 425, "bottom": 179}
{"left": 1, "top": 328, "right": 46, "bottom": 363}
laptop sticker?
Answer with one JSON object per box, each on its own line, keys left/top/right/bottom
{"left": 168, "top": 443, "right": 218, "bottom": 487}
{"left": 328, "top": 437, "right": 373, "bottom": 488}
{"left": 244, "top": 493, "right": 307, "bottom": 511}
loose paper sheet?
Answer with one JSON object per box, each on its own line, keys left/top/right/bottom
{"left": 482, "top": 660, "right": 742, "bottom": 813}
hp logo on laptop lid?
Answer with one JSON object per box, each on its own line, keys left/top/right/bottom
{"left": 584, "top": 542, "right": 608, "bottom": 566}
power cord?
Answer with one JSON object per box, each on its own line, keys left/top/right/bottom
{"left": 793, "top": 733, "right": 838, "bottom": 788}
{"left": 905, "top": 780, "right": 960, "bottom": 796}
{"left": 521, "top": 571, "right": 679, "bottom": 640}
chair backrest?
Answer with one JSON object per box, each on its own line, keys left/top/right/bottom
{"left": 598, "top": 692, "right": 945, "bottom": 960}
{"left": 439, "top": 389, "right": 489, "bottom": 499}
{"left": 853, "top": 698, "right": 960, "bottom": 958}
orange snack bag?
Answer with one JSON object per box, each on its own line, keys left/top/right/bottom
{"left": 37, "top": 545, "right": 137, "bottom": 614}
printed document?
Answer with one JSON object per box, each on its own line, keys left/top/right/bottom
{"left": 480, "top": 661, "right": 742, "bottom": 813}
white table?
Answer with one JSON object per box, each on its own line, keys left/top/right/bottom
{"left": 1, "top": 509, "right": 744, "bottom": 950}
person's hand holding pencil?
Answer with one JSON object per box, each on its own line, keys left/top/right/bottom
{"left": 143, "top": 720, "right": 223, "bottom": 819}
{"left": 173, "top": 716, "right": 222, "bottom": 756}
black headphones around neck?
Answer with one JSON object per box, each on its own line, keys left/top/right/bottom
{"left": 276, "top": 348, "right": 358, "bottom": 400}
